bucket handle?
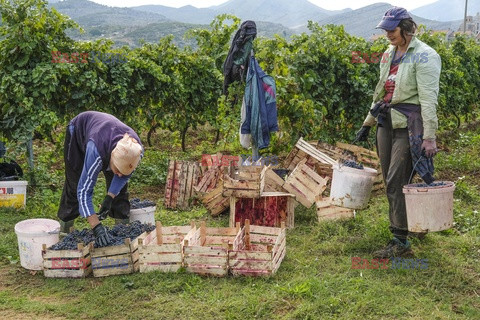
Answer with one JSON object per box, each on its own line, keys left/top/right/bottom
{"left": 48, "top": 228, "right": 60, "bottom": 235}
{"left": 408, "top": 152, "right": 427, "bottom": 185}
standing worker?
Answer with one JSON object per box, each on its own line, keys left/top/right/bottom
{"left": 57, "top": 111, "right": 143, "bottom": 246}
{"left": 356, "top": 7, "right": 441, "bottom": 258}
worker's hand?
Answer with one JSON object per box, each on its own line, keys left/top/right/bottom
{"left": 421, "top": 139, "right": 437, "bottom": 158}
{"left": 355, "top": 126, "right": 371, "bottom": 142}
{"left": 92, "top": 223, "right": 111, "bottom": 247}
{"left": 98, "top": 194, "right": 113, "bottom": 221}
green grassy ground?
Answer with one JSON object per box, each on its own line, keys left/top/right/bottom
{"left": 0, "top": 125, "right": 479, "bottom": 320}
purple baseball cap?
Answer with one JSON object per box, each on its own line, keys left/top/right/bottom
{"left": 376, "top": 7, "right": 412, "bottom": 31}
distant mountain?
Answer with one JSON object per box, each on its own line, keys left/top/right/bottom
{"left": 122, "top": 20, "right": 293, "bottom": 47}
{"left": 133, "top": 0, "right": 352, "bottom": 28}
{"left": 132, "top": 5, "right": 217, "bottom": 25}
{"left": 412, "top": 0, "right": 480, "bottom": 22}
{"left": 49, "top": 0, "right": 293, "bottom": 47}
{"left": 47, "top": 0, "right": 459, "bottom": 48}
{"left": 306, "top": 3, "right": 458, "bottom": 40}
{"left": 50, "top": 0, "right": 169, "bottom": 27}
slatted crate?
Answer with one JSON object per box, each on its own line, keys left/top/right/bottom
{"left": 138, "top": 222, "right": 196, "bottom": 273}
{"left": 195, "top": 167, "right": 223, "bottom": 194}
{"left": 42, "top": 242, "right": 93, "bottom": 278}
{"left": 263, "top": 165, "right": 287, "bottom": 193}
{"left": 316, "top": 197, "right": 355, "bottom": 221}
{"left": 183, "top": 222, "right": 240, "bottom": 277}
{"left": 223, "top": 165, "right": 266, "bottom": 198}
{"left": 164, "top": 160, "right": 202, "bottom": 210}
{"left": 91, "top": 235, "right": 145, "bottom": 277}
{"left": 283, "top": 159, "right": 329, "bottom": 208}
{"left": 229, "top": 220, "right": 286, "bottom": 277}
{"left": 202, "top": 184, "right": 230, "bottom": 216}
{"left": 229, "top": 192, "right": 296, "bottom": 229}
{"left": 283, "top": 137, "right": 336, "bottom": 171}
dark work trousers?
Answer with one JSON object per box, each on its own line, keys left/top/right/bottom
{"left": 376, "top": 111, "right": 413, "bottom": 240}
{"left": 57, "top": 126, "right": 130, "bottom": 222}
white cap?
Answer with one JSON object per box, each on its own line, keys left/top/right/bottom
{"left": 111, "top": 133, "right": 142, "bottom": 175}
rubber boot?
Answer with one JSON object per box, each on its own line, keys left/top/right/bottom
{"left": 115, "top": 218, "right": 130, "bottom": 225}
{"left": 59, "top": 219, "right": 74, "bottom": 239}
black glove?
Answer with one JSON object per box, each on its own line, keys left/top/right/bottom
{"left": 98, "top": 195, "right": 113, "bottom": 221}
{"left": 355, "top": 126, "right": 371, "bottom": 142}
{"left": 93, "top": 223, "right": 111, "bottom": 247}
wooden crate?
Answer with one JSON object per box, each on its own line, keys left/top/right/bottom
{"left": 164, "top": 160, "right": 202, "bottom": 210}
{"left": 283, "top": 159, "right": 329, "bottom": 208}
{"left": 229, "top": 220, "right": 286, "bottom": 277}
{"left": 263, "top": 166, "right": 287, "bottom": 193}
{"left": 202, "top": 183, "right": 230, "bottom": 216}
{"left": 316, "top": 197, "right": 354, "bottom": 221}
{"left": 194, "top": 167, "right": 222, "bottom": 194}
{"left": 223, "top": 165, "right": 266, "bottom": 198}
{"left": 138, "top": 221, "right": 196, "bottom": 273}
{"left": 283, "top": 137, "right": 336, "bottom": 171}
{"left": 183, "top": 222, "right": 240, "bottom": 277}
{"left": 91, "top": 235, "right": 145, "bottom": 277}
{"left": 229, "top": 192, "right": 296, "bottom": 229}
{"left": 42, "top": 242, "right": 93, "bottom": 278}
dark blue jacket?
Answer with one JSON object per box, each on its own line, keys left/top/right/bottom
{"left": 241, "top": 56, "right": 278, "bottom": 149}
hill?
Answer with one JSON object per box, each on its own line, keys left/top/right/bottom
{"left": 47, "top": 0, "right": 461, "bottom": 47}
{"left": 49, "top": 0, "right": 293, "bottom": 47}
{"left": 133, "top": 0, "right": 351, "bottom": 29}
{"left": 132, "top": 5, "right": 217, "bottom": 25}
{"left": 301, "top": 3, "right": 459, "bottom": 39}
{"left": 50, "top": 0, "right": 169, "bottom": 27}
{"left": 412, "top": 0, "right": 480, "bottom": 22}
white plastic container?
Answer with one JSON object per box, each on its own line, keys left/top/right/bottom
{"left": 129, "top": 206, "right": 156, "bottom": 225}
{"left": 403, "top": 181, "right": 455, "bottom": 232}
{"left": 0, "top": 180, "right": 28, "bottom": 208}
{"left": 14, "top": 219, "right": 60, "bottom": 270}
{"left": 330, "top": 163, "right": 378, "bottom": 209}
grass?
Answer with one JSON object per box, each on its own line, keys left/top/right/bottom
{"left": 0, "top": 125, "right": 479, "bottom": 319}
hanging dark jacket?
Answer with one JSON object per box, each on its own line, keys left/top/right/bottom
{"left": 223, "top": 20, "right": 257, "bottom": 95}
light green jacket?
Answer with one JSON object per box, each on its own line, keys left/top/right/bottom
{"left": 363, "top": 37, "right": 441, "bottom": 140}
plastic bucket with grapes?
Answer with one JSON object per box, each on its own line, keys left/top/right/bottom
{"left": 330, "top": 162, "right": 378, "bottom": 209}
{"left": 403, "top": 181, "right": 455, "bottom": 232}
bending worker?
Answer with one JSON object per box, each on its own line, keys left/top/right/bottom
{"left": 57, "top": 111, "right": 143, "bottom": 246}
{"left": 356, "top": 7, "right": 441, "bottom": 258}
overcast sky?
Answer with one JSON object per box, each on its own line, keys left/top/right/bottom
{"left": 90, "top": 0, "right": 439, "bottom": 11}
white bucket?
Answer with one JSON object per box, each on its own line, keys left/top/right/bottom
{"left": 129, "top": 206, "right": 156, "bottom": 225}
{"left": 14, "top": 219, "right": 60, "bottom": 270}
{"left": 403, "top": 181, "right": 455, "bottom": 232}
{"left": 330, "top": 163, "right": 378, "bottom": 209}
{"left": 0, "top": 180, "right": 28, "bottom": 208}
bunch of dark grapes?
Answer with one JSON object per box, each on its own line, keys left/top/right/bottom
{"left": 49, "top": 229, "right": 95, "bottom": 250}
{"left": 49, "top": 221, "right": 157, "bottom": 250}
{"left": 411, "top": 181, "right": 446, "bottom": 188}
{"left": 130, "top": 198, "right": 156, "bottom": 209}
{"left": 342, "top": 160, "right": 364, "bottom": 170}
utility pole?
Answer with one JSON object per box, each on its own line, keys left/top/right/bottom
{"left": 463, "top": 0, "right": 468, "bottom": 33}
